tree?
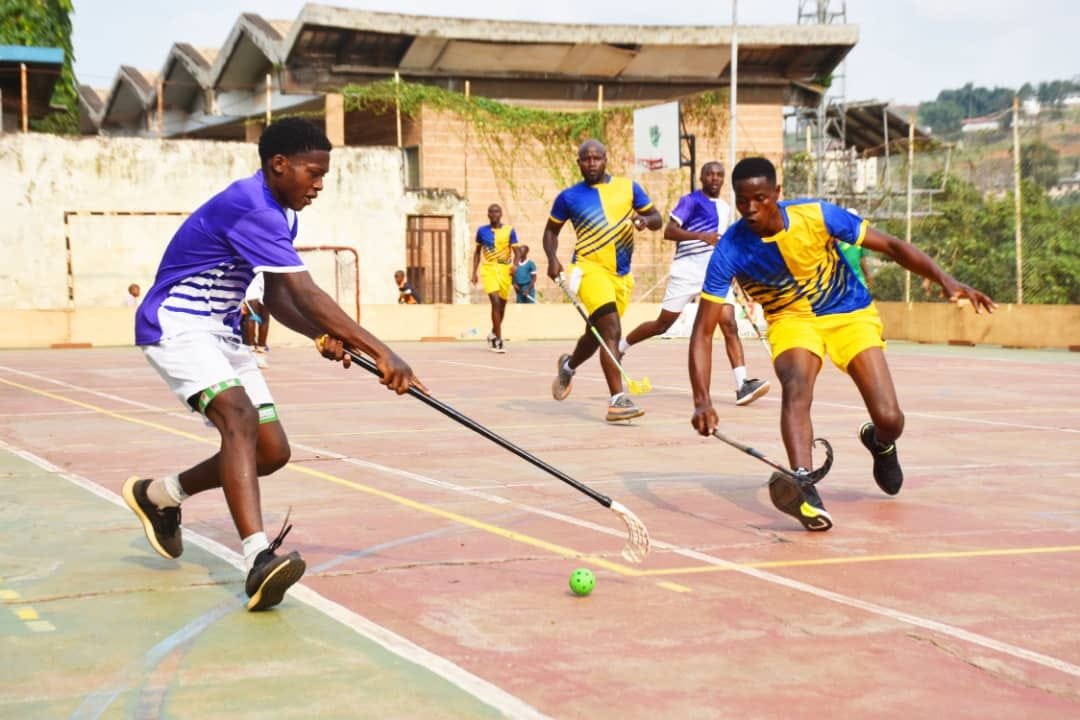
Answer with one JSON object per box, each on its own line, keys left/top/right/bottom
{"left": 0, "top": 0, "right": 77, "bottom": 133}
{"left": 870, "top": 175, "right": 1080, "bottom": 304}
{"left": 1020, "top": 141, "right": 1061, "bottom": 190}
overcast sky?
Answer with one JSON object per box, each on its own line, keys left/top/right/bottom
{"left": 72, "top": 0, "right": 1077, "bottom": 105}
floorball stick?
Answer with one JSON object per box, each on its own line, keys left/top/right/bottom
{"left": 344, "top": 346, "right": 650, "bottom": 562}
{"left": 712, "top": 430, "right": 834, "bottom": 484}
{"left": 555, "top": 274, "right": 652, "bottom": 395}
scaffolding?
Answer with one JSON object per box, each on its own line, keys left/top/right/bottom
{"left": 794, "top": 0, "right": 849, "bottom": 199}
{"left": 788, "top": 0, "right": 948, "bottom": 221}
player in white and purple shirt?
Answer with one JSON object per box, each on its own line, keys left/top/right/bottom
{"left": 621, "top": 161, "right": 769, "bottom": 406}
{"left": 124, "top": 118, "right": 426, "bottom": 613}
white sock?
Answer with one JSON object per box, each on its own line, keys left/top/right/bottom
{"left": 163, "top": 474, "right": 189, "bottom": 504}
{"left": 610, "top": 392, "right": 626, "bottom": 404}
{"left": 242, "top": 532, "right": 270, "bottom": 572}
{"left": 146, "top": 476, "right": 181, "bottom": 509}
{"left": 733, "top": 366, "right": 747, "bottom": 389}
{"left": 562, "top": 357, "right": 575, "bottom": 375}
{"left": 618, "top": 338, "right": 630, "bottom": 354}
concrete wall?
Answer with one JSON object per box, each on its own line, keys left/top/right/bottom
{"left": 0, "top": 133, "right": 466, "bottom": 312}
{"left": 3, "top": 301, "right": 1078, "bottom": 351}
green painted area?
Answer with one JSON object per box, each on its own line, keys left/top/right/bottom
{"left": 0, "top": 451, "right": 505, "bottom": 719}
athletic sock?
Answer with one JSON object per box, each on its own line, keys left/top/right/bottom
{"left": 733, "top": 366, "right": 747, "bottom": 389}
{"left": 147, "top": 476, "right": 182, "bottom": 509}
{"left": 163, "top": 473, "right": 189, "bottom": 504}
{"left": 610, "top": 392, "right": 626, "bottom": 404}
{"left": 618, "top": 338, "right": 630, "bottom": 355}
{"left": 242, "top": 532, "right": 270, "bottom": 572}
{"left": 562, "top": 357, "right": 575, "bottom": 374}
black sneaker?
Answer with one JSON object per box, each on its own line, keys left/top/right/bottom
{"left": 768, "top": 471, "right": 833, "bottom": 531}
{"left": 551, "top": 353, "right": 574, "bottom": 401}
{"left": 859, "top": 422, "right": 904, "bottom": 495}
{"left": 122, "top": 477, "right": 183, "bottom": 559}
{"left": 735, "top": 378, "right": 770, "bottom": 406}
{"left": 487, "top": 332, "right": 497, "bottom": 350}
{"left": 245, "top": 517, "right": 306, "bottom": 612}
{"left": 491, "top": 338, "right": 506, "bottom": 354}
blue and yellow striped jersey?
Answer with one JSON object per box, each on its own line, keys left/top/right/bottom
{"left": 549, "top": 175, "right": 654, "bottom": 276}
{"left": 701, "top": 200, "right": 873, "bottom": 321}
{"left": 475, "top": 224, "right": 518, "bottom": 264}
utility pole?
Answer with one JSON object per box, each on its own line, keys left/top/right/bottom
{"left": 1012, "top": 95, "right": 1023, "bottom": 304}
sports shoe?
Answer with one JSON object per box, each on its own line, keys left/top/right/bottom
{"left": 122, "top": 477, "right": 183, "bottom": 559}
{"left": 735, "top": 378, "right": 770, "bottom": 406}
{"left": 245, "top": 518, "right": 306, "bottom": 612}
{"left": 487, "top": 332, "right": 497, "bottom": 350}
{"left": 606, "top": 394, "right": 644, "bottom": 423}
{"left": 254, "top": 352, "right": 269, "bottom": 369}
{"left": 859, "top": 422, "right": 904, "bottom": 495}
{"left": 768, "top": 470, "right": 833, "bottom": 531}
{"left": 491, "top": 338, "right": 506, "bottom": 354}
{"left": 551, "top": 353, "right": 574, "bottom": 400}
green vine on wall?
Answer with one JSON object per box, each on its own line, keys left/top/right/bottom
{"left": 341, "top": 79, "right": 729, "bottom": 202}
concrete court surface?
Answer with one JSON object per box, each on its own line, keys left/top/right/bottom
{"left": 1, "top": 338, "right": 1078, "bottom": 719}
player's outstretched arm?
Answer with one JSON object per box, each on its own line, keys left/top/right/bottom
{"left": 663, "top": 220, "right": 719, "bottom": 246}
{"left": 633, "top": 207, "right": 663, "bottom": 232}
{"left": 470, "top": 244, "right": 481, "bottom": 285}
{"left": 689, "top": 298, "right": 723, "bottom": 437}
{"left": 861, "top": 227, "right": 997, "bottom": 314}
{"left": 264, "top": 271, "right": 426, "bottom": 395}
{"left": 542, "top": 220, "right": 564, "bottom": 280}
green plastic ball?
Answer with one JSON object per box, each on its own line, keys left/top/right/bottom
{"left": 569, "top": 568, "right": 595, "bottom": 596}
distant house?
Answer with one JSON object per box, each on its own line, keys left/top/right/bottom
{"left": 1048, "top": 171, "right": 1080, "bottom": 199}
{"left": 1022, "top": 97, "right": 1041, "bottom": 116}
{"left": 1063, "top": 92, "right": 1080, "bottom": 107}
{"left": 961, "top": 114, "right": 1001, "bottom": 133}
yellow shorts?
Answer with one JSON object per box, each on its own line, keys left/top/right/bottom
{"left": 480, "top": 263, "right": 513, "bottom": 300}
{"left": 569, "top": 262, "right": 634, "bottom": 317}
{"left": 767, "top": 306, "right": 885, "bottom": 373}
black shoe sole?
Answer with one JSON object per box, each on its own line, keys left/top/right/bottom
{"left": 122, "top": 476, "right": 182, "bottom": 560}
{"left": 247, "top": 556, "right": 306, "bottom": 612}
{"left": 768, "top": 473, "right": 833, "bottom": 531}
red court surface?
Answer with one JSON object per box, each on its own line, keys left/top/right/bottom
{"left": 1, "top": 339, "right": 1079, "bottom": 718}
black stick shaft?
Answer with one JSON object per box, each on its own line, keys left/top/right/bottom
{"left": 348, "top": 350, "right": 613, "bottom": 508}
{"left": 712, "top": 430, "right": 800, "bottom": 480}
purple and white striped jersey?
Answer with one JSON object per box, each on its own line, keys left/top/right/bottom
{"left": 668, "top": 190, "right": 731, "bottom": 262}
{"left": 135, "top": 171, "right": 303, "bottom": 345}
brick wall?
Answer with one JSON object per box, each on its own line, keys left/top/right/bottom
{"left": 414, "top": 101, "right": 782, "bottom": 301}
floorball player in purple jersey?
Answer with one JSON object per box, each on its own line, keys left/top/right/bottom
{"left": 621, "top": 161, "right": 770, "bottom": 406}
{"left": 126, "top": 117, "right": 426, "bottom": 612}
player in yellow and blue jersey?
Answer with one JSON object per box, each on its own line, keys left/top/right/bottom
{"left": 472, "top": 203, "right": 518, "bottom": 353}
{"left": 544, "top": 139, "right": 662, "bottom": 422}
{"left": 689, "top": 157, "right": 995, "bottom": 530}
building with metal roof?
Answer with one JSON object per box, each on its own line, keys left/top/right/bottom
{"left": 77, "top": 4, "right": 857, "bottom": 140}
{"left": 1, "top": 44, "right": 65, "bottom": 132}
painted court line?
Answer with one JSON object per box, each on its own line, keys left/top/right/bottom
{"left": 5, "top": 370, "right": 1080, "bottom": 679}
{"left": 0, "top": 438, "right": 549, "bottom": 720}
{"left": 640, "top": 545, "right": 1080, "bottom": 575}
{"left": 0, "top": 375, "right": 640, "bottom": 576}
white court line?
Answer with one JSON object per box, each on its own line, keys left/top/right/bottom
{"left": 0, "top": 437, "right": 549, "bottom": 720}
{"left": 433, "top": 361, "right": 1080, "bottom": 435}
{"left": 5, "top": 365, "right": 1080, "bottom": 679}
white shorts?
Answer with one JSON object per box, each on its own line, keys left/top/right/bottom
{"left": 661, "top": 255, "right": 733, "bottom": 313}
{"left": 143, "top": 332, "right": 273, "bottom": 413}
